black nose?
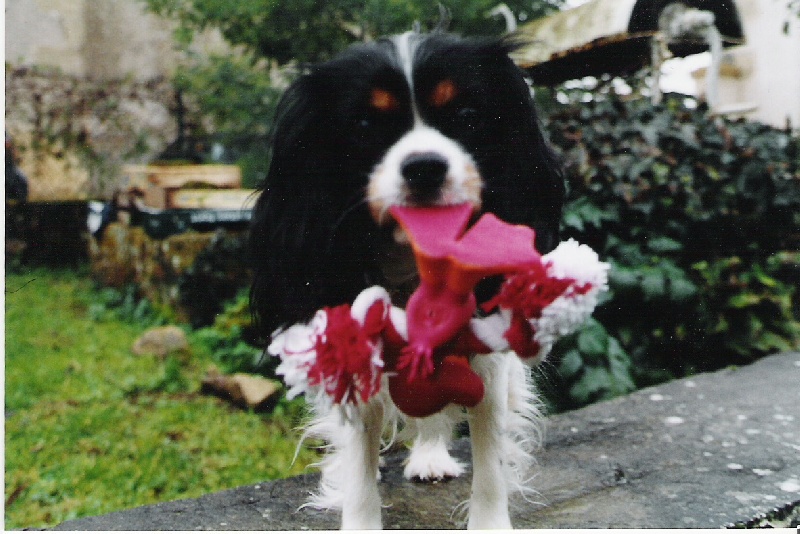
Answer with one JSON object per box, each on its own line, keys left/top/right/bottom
{"left": 400, "top": 152, "right": 448, "bottom": 201}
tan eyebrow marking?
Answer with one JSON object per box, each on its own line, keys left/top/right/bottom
{"left": 429, "top": 79, "right": 458, "bottom": 108}
{"left": 370, "top": 88, "right": 400, "bottom": 112}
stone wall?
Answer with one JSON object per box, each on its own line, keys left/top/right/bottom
{"left": 46, "top": 352, "right": 800, "bottom": 530}
{"left": 5, "top": 0, "right": 230, "bottom": 82}
{"left": 5, "top": 0, "right": 234, "bottom": 201}
{"left": 5, "top": 67, "right": 177, "bottom": 200}
{"left": 89, "top": 223, "right": 250, "bottom": 325}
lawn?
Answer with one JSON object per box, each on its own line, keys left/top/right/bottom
{"left": 4, "top": 267, "right": 318, "bottom": 529}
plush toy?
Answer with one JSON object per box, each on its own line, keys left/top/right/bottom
{"left": 269, "top": 204, "right": 609, "bottom": 418}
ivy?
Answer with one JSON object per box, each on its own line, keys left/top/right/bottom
{"left": 539, "top": 92, "right": 800, "bottom": 410}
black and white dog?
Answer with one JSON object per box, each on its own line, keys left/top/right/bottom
{"left": 249, "top": 29, "right": 564, "bottom": 529}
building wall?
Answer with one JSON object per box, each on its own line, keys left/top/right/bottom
{"left": 5, "top": 0, "right": 229, "bottom": 82}
{"left": 5, "top": 0, "right": 232, "bottom": 200}
{"left": 695, "top": 0, "right": 800, "bottom": 129}
{"left": 5, "top": 0, "right": 87, "bottom": 77}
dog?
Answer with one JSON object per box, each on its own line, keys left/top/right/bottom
{"left": 249, "top": 28, "right": 564, "bottom": 529}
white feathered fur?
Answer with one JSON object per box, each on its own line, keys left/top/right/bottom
{"left": 295, "top": 351, "right": 543, "bottom": 529}
{"left": 273, "top": 237, "right": 610, "bottom": 528}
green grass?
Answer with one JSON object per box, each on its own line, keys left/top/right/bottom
{"left": 4, "top": 267, "right": 318, "bottom": 529}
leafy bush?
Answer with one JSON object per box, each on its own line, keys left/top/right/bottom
{"left": 540, "top": 93, "right": 800, "bottom": 409}
{"left": 145, "top": 0, "right": 563, "bottom": 65}
{"left": 170, "top": 54, "right": 277, "bottom": 187}
{"left": 178, "top": 230, "right": 252, "bottom": 328}
{"left": 88, "top": 283, "right": 172, "bottom": 327}
{"left": 145, "top": 0, "right": 565, "bottom": 186}
{"left": 191, "top": 289, "right": 271, "bottom": 375}
{"left": 537, "top": 317, "right": 636, "bottom": 412}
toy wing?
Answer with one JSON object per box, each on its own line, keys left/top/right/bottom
{"left": 390, "top": 204, "right": 542, "bottom": 294}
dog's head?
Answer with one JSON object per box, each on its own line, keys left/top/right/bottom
{"left": 250, "top": 31, "right": 564, "bottom": 339}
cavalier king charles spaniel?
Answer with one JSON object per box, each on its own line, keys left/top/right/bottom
{"left": 249, "top": 29, "right": 564, "bottom": 529}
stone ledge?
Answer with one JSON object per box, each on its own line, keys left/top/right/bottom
{"left": 48, "top": 352, "right": 800, "bottom": 530}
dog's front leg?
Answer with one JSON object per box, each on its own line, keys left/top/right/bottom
{"left": 466, "top": 353, "right": 513, "bottom": 529}
{"left": 404, "top": 405, "right": 465, "bottom": 481}
{"left": 340, "top": 400, "right": 384, "bottom": 529}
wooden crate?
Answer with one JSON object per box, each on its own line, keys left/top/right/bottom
{"left": 121, "top": 164, "right": 242, "bottom": 209}
{"left": 167, "top": 188, "right": 257, "bottom": 210}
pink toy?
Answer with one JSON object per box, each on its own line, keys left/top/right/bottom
{"left": 269, "top": 204, "right": 609, "bottom": 418}
{"left": 386, "top": 204, "right": 542, "bottom": 417}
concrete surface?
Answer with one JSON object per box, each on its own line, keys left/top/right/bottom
{"left": 48, "top": 352, "right": 800, "bottom": 530}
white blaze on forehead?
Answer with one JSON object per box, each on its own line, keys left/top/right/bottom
{"left": 392, "top": 31, "right": 418, "bottom": 89}
{"left": 392, "top": 31, "right": 424, "bottom": 125}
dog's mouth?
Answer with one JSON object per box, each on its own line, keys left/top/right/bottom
{"left": 368, "top": 168, "right": 483, "bottom": 246}
{"left": 384, "top": 200, "right": 482, "bottom": 246}
{"left": 365, "top": 128, "right": 484, "bottom": 235}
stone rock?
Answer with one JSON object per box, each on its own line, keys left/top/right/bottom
{"left": 48, "top": 352, "right": 800, "bottom": 530}
{"left": 201, "top": 369, "right": 281, "bottom": 411}
{"left": 131, "top": 325, "right": 189, "bottom": 358}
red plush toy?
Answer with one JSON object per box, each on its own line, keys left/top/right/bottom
{"left": 269, "top": 204, "right": 608, "bottom": 418}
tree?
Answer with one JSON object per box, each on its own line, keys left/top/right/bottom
{"left": 142, "top": 0, "right": 564, "bottom": 185}
{"left": 143, "top": 0, "right": 564, "bottom": 65}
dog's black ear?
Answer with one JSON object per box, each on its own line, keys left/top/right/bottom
{"left": 482, "top": 41, "right": 565, "bottom": 254}
{"left": 248, "top": 72, "right": 380, "bottom": 341}
{"left": 511, "top": 98, "right": 565, "bottom": 254}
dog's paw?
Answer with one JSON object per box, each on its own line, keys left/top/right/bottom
{"left": 404, "top": 441, "right": 465, "bottom": 482}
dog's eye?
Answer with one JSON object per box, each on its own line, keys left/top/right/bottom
{"left": 356, "top": 117, "right": 372, "bottom": 129}
{"left": 458, "top": 107, "right": 477, "bottom": 119}
{"left": 456, "top": 107, "right": 482, "bottom": 129}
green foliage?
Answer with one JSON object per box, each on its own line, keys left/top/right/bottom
{"left": 693, "top": 254, "right": 800, "bottom": 359}
{"left": 542, "top": 93, "right": 800, "bottom": 406}
{"left": 538, "top": 318, "right": 636, "bottom": 412}
{"left": 88, "top": 283, "right": 172, "bottom": 327}
{"left": 143, "top": 0, "right": 563, "bottom": 186}
{"left": 123, "top": 355, "right": 192, "bottom": 396}
{"left": 191, "top": 290, "right": 269, "bottom": 375}
{"left": 171, "top": 54, "right": 278, "bottom": 187}
{"left": 5, "top": 268, "right": 317, "bottom": 529}
{"left": 173, "top": 53, "right": 279, "bottom": 134}
{"left": 143, "top": 0, "right": 564, "bottom": 65}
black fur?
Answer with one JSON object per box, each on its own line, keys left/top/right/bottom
{"left": 249, "top": 32, "right": 564, "bottom": 341}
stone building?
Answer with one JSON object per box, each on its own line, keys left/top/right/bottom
{"left": 691, "top": 0, "right": 800, "bottom": 130}
{"left": 5, "top": 0, "right": 229, "bottom": 200}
